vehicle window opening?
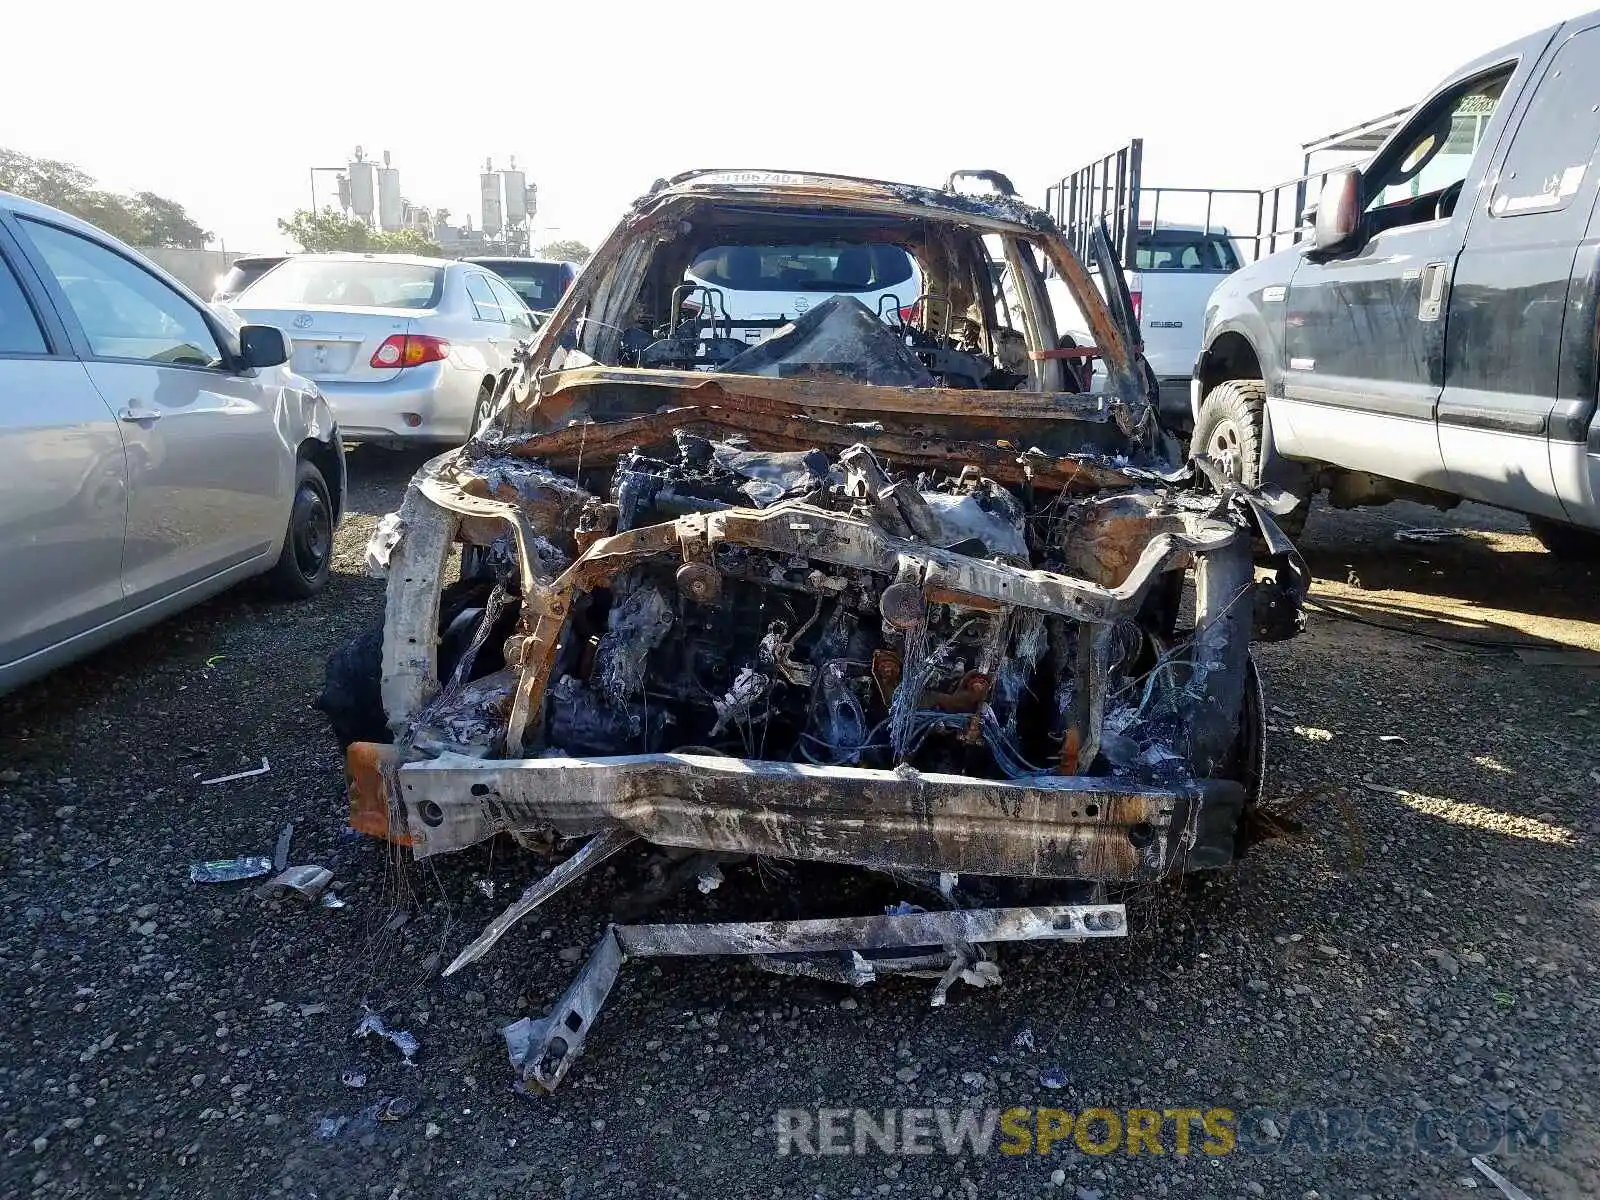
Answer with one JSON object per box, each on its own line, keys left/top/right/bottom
{"left": 1364, "top": 65, "right": 1514, "bottom": 229}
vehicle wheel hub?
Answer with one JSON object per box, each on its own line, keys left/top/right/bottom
{"left": 1207, "top": 419, "right": 1244, "bottom": 482}
{"left": 292, "top": 484, "right": 332, "bottom": 578}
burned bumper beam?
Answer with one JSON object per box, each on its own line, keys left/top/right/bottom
{"left": 395, "top": 751, "right": 1245, "bottom": 878}
{"left": 502, "top": 901, "right": 1128, "bottom": 1093}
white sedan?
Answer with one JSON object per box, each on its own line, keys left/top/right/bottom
{"left": 230, "top": 253, "right": 535, "bottom": 445}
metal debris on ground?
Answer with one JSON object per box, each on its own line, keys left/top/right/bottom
{"left": 189, "top": 856, "right": 273, "bottom": 884}
{"left": 313, "top": 1096, "right": 416, "bottom": 1141}
{"left": 502, "top": 903, "right": 1124, "bottom": 1093}
{"left": 321, "top": 891, "right": 348, "bottom": 909}
{"left": 199, "top": 757, "right": 271, "bottom": 785}
{"left": 255, "top": 865, "right": 334, "bottom": 901}
{"left": 1471, "top": 1155, "right": 1538, "bottom": 1200}
{"left": 272, "top": 822, "right": 294, "bottom": 872}
{"left": 354, "top": 1010, "right": 420, "bottom": 1066}
{"left": 1394, "top": 527, "right": 1466, "bottom": 544}
{"left": 340, "top": 1069, "right": 367, "bottom": 1089}
{"left": 1038, "top": 1066, "right": 1068, "bottom": 1089}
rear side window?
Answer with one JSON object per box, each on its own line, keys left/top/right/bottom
{"left": 1134, "top": 231, "right": 1241, "bottom": 271}
{"left": 485, "top": 261, "right": 568, "bottom": 308}
{"left": 240, "top": 259, "right": 443, "bottom": 309}
{"left": 0, "top": 249, "right": 46, "bottom": 354}
{"left": 688, "top": 243, "right": 915, "bottom": 293}
{"left": 19, "top": 219, "right": 223, "bottom": 367}
{"left": 466, "top": 275, "right": 505, "bottom": 322}
{"left": 486, "top": 276, "right": 534, "bottom": 331}
{"left": 1491, "top": 28, "right": 1600, "bottom": 217}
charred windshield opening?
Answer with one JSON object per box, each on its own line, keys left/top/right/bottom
{"left": 545, "top": 202, "right": 1072, "bottom": 391}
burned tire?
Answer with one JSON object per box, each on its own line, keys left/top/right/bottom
{"left": 1192, "top": 378, "right": 1308, "bottom": 538}
{"left": 468, "top": 379, "right": 496, "bottom": 440}
{"left": 1528, "top": 515, "right": 1600, "bottom": 560}
{"left": 265, "top": 458, "right": 333, "bottom": 599}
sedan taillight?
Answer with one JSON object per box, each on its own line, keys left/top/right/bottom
{"left": 371, "top": 334, "right": 450, "bottom": 368}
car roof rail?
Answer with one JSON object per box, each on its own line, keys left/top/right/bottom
{"left": 945, "top": 169, "right": 1017, "bottom": 197}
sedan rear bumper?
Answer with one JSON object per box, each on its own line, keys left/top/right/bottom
{"left": 318, "top": 363, "right": 481, "bottom": 445}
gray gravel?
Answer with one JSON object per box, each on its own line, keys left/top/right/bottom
{"left": 1, "top": 451, "right": 1597, "bottom": 1199}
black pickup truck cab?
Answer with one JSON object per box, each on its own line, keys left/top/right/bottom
{"left": 1192, "top": 11, "right": 1600, "bottom": 556}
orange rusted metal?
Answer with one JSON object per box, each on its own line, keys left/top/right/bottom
{"left": 1059, "top": 726, "right": 1081, "bottom": 775}
{"left": 346, "top": 741, "right": 412, "bottom": 845}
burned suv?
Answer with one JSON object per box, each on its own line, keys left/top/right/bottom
{"left": 328, "top": 169, "right": 1305, "bottom": 1092}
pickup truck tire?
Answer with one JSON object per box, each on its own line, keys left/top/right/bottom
{"left": 1192, "top": 379, "right": 1308, "bottom": 537}
{"left": 1528, "top": 515, "right": 1600, "bottom": 560}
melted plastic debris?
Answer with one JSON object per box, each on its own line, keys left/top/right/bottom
{"left": 353, "top": 1010, "right": 420, "bottom": 1066}
{"left": 365, "top": 511, "right": 405, "bottom": 578}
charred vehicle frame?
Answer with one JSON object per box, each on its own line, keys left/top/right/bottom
{"left": 324, "top": 168, "right": 1306, "bottom": 1092}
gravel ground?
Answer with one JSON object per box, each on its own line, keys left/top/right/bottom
{"left": 2, "top": 449, "right": 1597, "bottom": 1200}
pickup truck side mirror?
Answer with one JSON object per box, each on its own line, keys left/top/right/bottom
{"left": 1313, "top": 169, "right": 1361, "bottom": 253}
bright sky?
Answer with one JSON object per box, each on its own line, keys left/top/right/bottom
{"left": 1, "top": 0, "right": 1586, "bottom": 253}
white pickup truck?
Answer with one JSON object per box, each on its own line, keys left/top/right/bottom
{"left": 1037, "top": 140, "right": 1258, "bottom": 436}
{"left": 1043, "top": 221, "right": 1243, "bottom": 432}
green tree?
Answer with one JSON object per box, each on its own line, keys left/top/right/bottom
{"left": 277, "top": 207, "right": 442, "bottom": 256}
{"left": 537, "top": 238, "right": 592, "bottom": 263}
{"left": 0, "top": 147, "right": 209, "bottom": 247}
{"left": 129, "top": 190, "right": 210, "bottom": 248}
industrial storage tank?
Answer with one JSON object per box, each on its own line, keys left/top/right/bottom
{"left": 377, "top": 167, "right": 403, "bottom": 231}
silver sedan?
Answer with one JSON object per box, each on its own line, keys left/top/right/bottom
{"left": 0, "top": 190, "right": 345, "bottom": 695}
{"left": 230, "top": 254, "right": 536, "bottom": 446}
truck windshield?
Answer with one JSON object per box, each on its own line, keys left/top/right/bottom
{"left": 1134, "top": 230, "right": 1241, "bottom": 271}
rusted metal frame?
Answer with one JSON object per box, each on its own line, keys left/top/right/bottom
{"left": 416, "top": 486, "right": 1237, "bottom": 759}
{"left": 538, "top": 366, "right": 1107, "bottom": 422}
{"left": 1035, "top": 237, "right": 1140, "bottom": 406}
{"left": 442, "top": 828, "right": 640, "bottom": 977}
{"left": 1076, "top": 623, "right": 1117, "bottom": 773}
{"left": 380, "top": 484, "right": 460, "bottom": 734}
{"left": 1186, "top": 534, "right": 1256, "bottom": 777}
{"left": 499, "top": 523, "right": 685, "bottom": 756}
{"left": 1029, "top": 346, "right": 1100, "bottom": 361}
{"left": 704, "top": 502, "right": 1237, "bottom": 623}
{"left": 953, "top": 230, "right": 1004, "bottom": 360}
{"left": 621, "top": 904, "right": 1127, "bottom": 957}
{"left": 504, "top": 611, "right": 565, "bottom": 757}
{"left": 1000, "top": 235, "right": 1067, "bottom": 393}
{"left": 416, "top": 475, "right": 542, "bottom": 597}
{"left": 395, "top": 749, "right": 1221, "bottom": 874}
{"left": 502, "top": 900, "right": 1128, "bottom": 1093}
{"left": 503, "top": 404, "right": 1134, "bottom": 492}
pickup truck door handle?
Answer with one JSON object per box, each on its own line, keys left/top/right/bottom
{"left": 117, "top": 405, "right": 162, "bottom": 422}
{"left": 1418, "top": 261, "right": 1449, "bottom": 322}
